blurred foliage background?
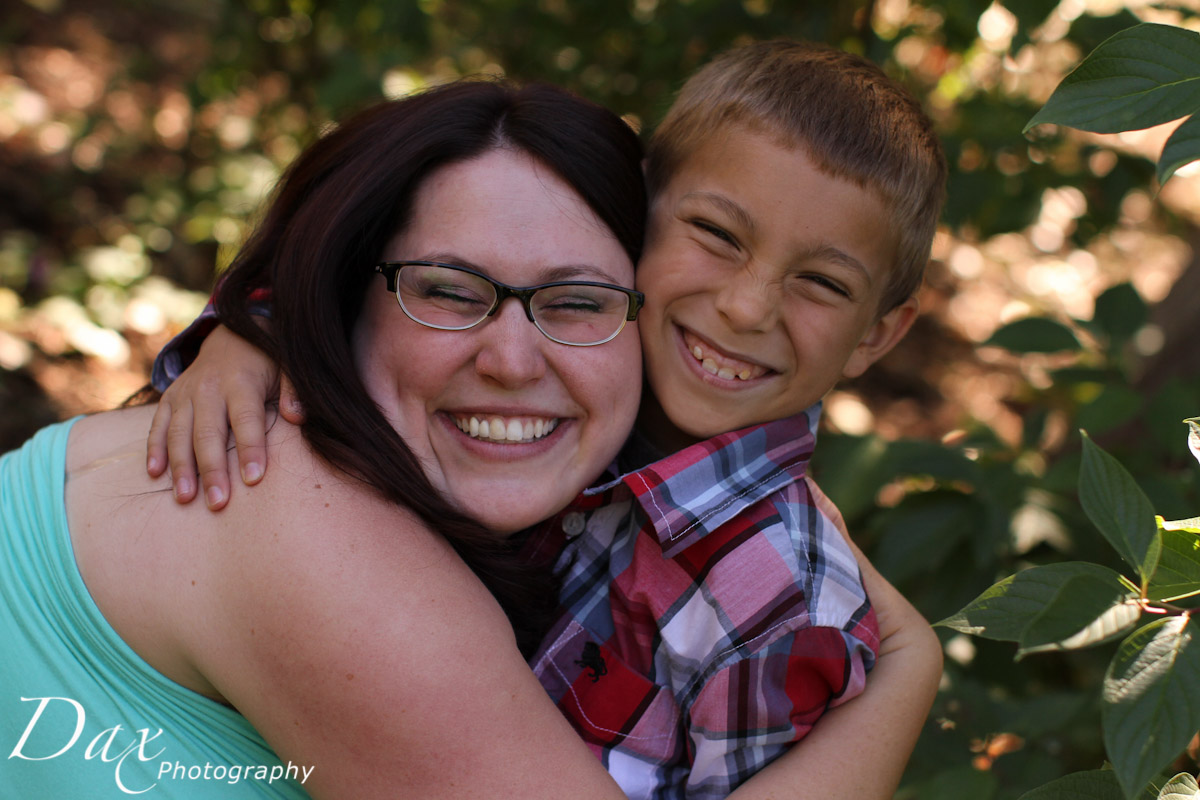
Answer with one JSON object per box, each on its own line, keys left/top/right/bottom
{"left": 2, "top": 0, "right": 1199, "bottom": 796}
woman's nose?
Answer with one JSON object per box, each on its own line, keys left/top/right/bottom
{"left": 473, "top": 297, "right": 549, "bottom": 388}
{"left": 713, "top": 266, "right": 778, "bottom": 333}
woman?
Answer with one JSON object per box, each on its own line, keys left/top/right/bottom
{"left": 2, "top": 79, "right": 936, "bottom": 799}
{"left": 3, "top": 78, "right": 644, "bottom": 798}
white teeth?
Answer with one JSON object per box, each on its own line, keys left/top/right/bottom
{"left": 688, "top": 337, "right": 766, "bottom": 382}
{"left": 455, "top": 415, "right": 559, "bottom": 444}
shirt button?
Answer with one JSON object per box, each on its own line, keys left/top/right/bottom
{"left": 562, "top": 512, "right": 586, "bottom": 537}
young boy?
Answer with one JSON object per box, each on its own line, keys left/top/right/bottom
{"left": 148, "top": 41, "right": 945, "bottom": 799}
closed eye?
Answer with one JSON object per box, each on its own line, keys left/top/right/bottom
{"left": 690, "top": 219, "right": 739, "bottom": 248}
{"left": 800, "top": 273, "right": 851, "bottom": 299}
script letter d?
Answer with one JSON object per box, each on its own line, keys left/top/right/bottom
{"left": 9, "top": 697, "right": 86, "bottom": 760}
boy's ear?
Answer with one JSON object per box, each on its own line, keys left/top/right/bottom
{"left": 841, "top": 296, "right": 919, "bottom": 380}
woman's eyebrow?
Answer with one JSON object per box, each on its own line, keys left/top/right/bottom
{"left": 679, "top": 191, "right": 756, "bottom": 234}
{"left": 418, "top": 253, "right": 624, "bottom": 285}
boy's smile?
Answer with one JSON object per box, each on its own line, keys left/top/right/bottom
{"left": 636, "top": 124, "right": 918, "bottom": 448}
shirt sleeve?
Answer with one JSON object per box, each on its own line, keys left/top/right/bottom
{"left": 149, "top": 290, "right": 273, "bottom": 392}
{"left": 682, "top": 621, "right": 876, "bottom": 799}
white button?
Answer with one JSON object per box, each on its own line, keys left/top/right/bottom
{"left": 562, "top": 512, "right": 585, "bottom": 537}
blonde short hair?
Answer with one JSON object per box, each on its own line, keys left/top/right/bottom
{"left": 646, "top": 40, "right": 946, "bottom": 314}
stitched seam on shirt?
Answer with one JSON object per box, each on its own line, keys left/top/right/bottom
{"left": 654, "top": 457, "right": 805, "bottom": 543}
{"left": 711, "top": 614, "right": 804, "bottom": 663}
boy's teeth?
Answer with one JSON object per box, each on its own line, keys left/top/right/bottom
{"left": 688, "top": 337, "right": 767, "bottom": 381}
{"left": 455, "top": 414, "right": 559, "bottom": 443}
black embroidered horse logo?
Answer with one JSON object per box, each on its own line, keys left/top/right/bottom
{"left": 574, "top": 642, "right": 607, "bottom": 683}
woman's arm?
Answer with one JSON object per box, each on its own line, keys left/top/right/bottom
{"left": 190, "top": 422, "right": 628, "bottom": 800}
{"left": 726, "top": 479, "right": 943, "bottom": 800}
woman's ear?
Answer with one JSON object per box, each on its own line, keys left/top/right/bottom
{"left": 841, "top": 296, "right": 920, "bottom": 380}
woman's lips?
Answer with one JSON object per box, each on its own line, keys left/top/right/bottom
{"left": 451, "top": 414, "right": 560, "bottom": 444}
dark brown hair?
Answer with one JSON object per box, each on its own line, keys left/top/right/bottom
{"left": 213, "top": 78, "right": 646, "bottom": 655}
{"left": 646, "top": 40, "right": 946, "bottom": 315}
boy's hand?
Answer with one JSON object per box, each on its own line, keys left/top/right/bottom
{"left": 146, "top": 325, "right": 299, "bottom": 510}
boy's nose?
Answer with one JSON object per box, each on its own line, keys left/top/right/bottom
{"left": 714, "top": 267, "right": 779, "bottom": 333}
{"left": 473, "top": 297, "right": 549, "bottom": 388}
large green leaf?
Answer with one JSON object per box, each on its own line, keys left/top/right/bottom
{"left": 1017, "top": 769, "right": 1126, "bottom": 800}
{"left": 1158, "top": 113, "right": 1200, "bottom": 184}
{"left": 1148, "top": 528, "right": 1200, "bottom": 602}
{"left": 1091, "top": 282, "right": 1148, "bottom": 343}
{"left": 1080, "top": 433, "right": 1162, "bottom": 584}
{"left": 1026, "top": 23, "right": 1200, "bottom": 134}
{"left": 1103, "top": 616, "right": 1200, "bottom": 798}
{"left": 937, "top": 562, "right": 1132, "bottom": 644}
{"left": 984, "top": 317, "right": 1082, "bottom": 354}
{"left": 1018, "top": 569, "right": 1141, "bottom": 657}
{"left": 1160, "top": 772, "right": 1200, "bottom": 800}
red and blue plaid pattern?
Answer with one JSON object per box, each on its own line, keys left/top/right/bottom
{"left": 532, "top": 406, "right": 879, "bottom": 800}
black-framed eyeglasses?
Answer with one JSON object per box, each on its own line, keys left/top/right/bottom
{"left": 375, "top": 261, "right": 644, "bottom": 347}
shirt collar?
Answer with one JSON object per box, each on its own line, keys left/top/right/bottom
{"left": 585, "top": 403, "right": 821, "bottom": 557}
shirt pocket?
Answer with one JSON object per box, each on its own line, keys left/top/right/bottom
{"left": 535, "top": 620, "right": 682, "bottom": 765}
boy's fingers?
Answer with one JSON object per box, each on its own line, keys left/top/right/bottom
{"left": 192, "top": 402, "right": 234, "bottom": 511}
{"left": 278, "top": 373, "right": 306, "bottom": 425}
{"left": 165, "top": 402, "right": 199, "bottom": 504}
{"left": 147, "top": 402, "right": 172, "bottom": 477}
{"left": 226, "top": 385, "right": 269, "bottom": 486}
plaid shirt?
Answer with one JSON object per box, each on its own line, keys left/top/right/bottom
{"left": 531, "top": 405, "right": 879, "bottom": 800}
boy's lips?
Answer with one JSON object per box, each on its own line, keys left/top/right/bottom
{"left": 679, "top": 327, "right": 771, "bottom": 382}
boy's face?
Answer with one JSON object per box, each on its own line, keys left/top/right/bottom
{"left": 637, "top": 124, "right": 918, "bottom": 442}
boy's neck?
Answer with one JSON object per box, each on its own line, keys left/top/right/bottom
{"left": 635, "top": 389, "right": 704, "bottom": 456}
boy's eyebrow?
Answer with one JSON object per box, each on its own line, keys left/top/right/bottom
{"left": 680, "top": 192, "right": 756, "bottom": 235}
{"left": 804, "top": 244, "right": 873, "bottom": 286}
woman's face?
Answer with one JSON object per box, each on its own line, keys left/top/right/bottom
{"left": 353, "top": 148, "right": 641, "bottom": 534}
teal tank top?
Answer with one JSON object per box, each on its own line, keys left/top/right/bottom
{"left": 1, "top": 419, "right": 312, "bottom": 798}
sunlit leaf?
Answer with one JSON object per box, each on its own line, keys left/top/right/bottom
{"left": 1026, "top": 23, "right": 1200, "bottom": 134}
{"left": 1186, "top": 418, "right": 1200, "bottom": 466}
{"left": 1160, "top": 772, "right": 1200, "bottom": 800}
{"left": 1158, "top": 114, "right": 1200, "bottom": 185}
{"left": 1103, "top": 616, "right": 1200, "bottom": 798}
{"left": 937, "top": 562, "right": 1129, "bottom": 643}
{"left": 1018, "top": 570, "right": 1141, "bottom": 656}
{"left": 1080, "top": 433, "right": 1162, "bottom": 584}
{"left": 1016, "top": 768, "right": 1125, "bottom": 800}
{"left": 984, "top": 317, "right": 1081, "bottom": 354}
{"left": 1160, "top": 517, "right": 1200, "bottom": 533}
{"left": 1148, "top": 528, "right": 1200, "bottom": 602}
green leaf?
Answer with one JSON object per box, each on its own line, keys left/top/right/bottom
{"left": 1092, "top": 282, "right": 1148, "bottom": 343}
{"left": 984, "top": 317, "right": 1082, "bottom": 354}
{"left": 1026, "top": 23, "right": 1200, "bottom": 134}
{"left": 1158, "top": 114, "right": 1200, "bottom": 184}
{"left": 1016, "top": 768, "right": 1126, "bottom": 800}
{"left": 1148, "top": 528, "right": 1200, "bottom": 602}
{"left": 1103, "top": 616, "right": 1200, "bottom": 798}
{"left": 1160, "top": 772, "right": 1200, "bottom": 799}
{"left": 1018, "top": 569, "right": 1141, "bottom": 656}
{"left": 938, "top": 562, "right": 1130, "bottom": 643}
{"left": 1080, "top": 433, "right": 1162, "bottom": 584}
